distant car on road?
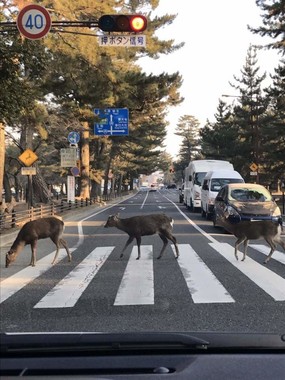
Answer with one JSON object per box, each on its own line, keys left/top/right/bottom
{"left": 149, "top": 184, "right": 158, "bottom": 192}
{"left": 213, "top": 183, "right": 282, "bottom": 231}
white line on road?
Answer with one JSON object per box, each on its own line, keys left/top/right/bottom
{"left": 140, "top": 191, "right": 149, "bottom": 209}
{"left": 173, "top": 244, "right": 234, "bottom": 303}
{"left": 114, "top": 246, "right": 154, "bottom": 305}
{"left": 34, "top": 247, "right": 114, "bottom": 308}
{"left": 210, "top": 242, "right": 285, "bottom": 301}
{"left": 249, "top": 244, "right": 285, "bottom": 265}
{"left": 0, "top": 248, "right": 76, "bottom": 304}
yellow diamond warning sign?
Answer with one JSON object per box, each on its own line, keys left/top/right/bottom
{"left": 249, "top": 162, "right": 258, "bottom": 172}
{"left": 18, "top": 149, "right": 38, "bottom": 167}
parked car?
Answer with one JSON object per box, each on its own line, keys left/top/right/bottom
{"left": 201, "top": 169, "right": 244, "bottom": 219}
{"left": 213, "top": 183, "right": 282, "bottom": 231}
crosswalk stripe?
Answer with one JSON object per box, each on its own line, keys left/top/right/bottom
{"left": 0, "top": 248, "right": 75, "bottom": 304}
{"left": 173, "top": 244, "right": 234, "bottom": 303}
{"left": 114, "top": 246, "right": 154, "bottom": 305}
{"left": 249, "top": 244, "right": 285, "bottom": 265}
{"left": 210, "top": 242, "right": 285, "bottom": 301}
{"left": 34, "top": 247, "right": 114, "bottom": 308}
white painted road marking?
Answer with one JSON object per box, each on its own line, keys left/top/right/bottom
{"left": 210, "top": 242, "right": 285, "bottom": 301}
{"left": 34, "top": 247, "right": 114, "bottom": 308}
{"left": 249, "top": 244, "right": 285, "bottom": 265}
{"left": 0, "top": 248, "right": 76, "bottom": 304}
{"left": 114, "top": 246, "right": 154, "bottom": 305}
{"left": 173, "top": 244, "right": 234, "bottom": 303}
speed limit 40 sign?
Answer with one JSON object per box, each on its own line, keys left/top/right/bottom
{"left": 16, "top": 4, "right": 52, "bottom": 40}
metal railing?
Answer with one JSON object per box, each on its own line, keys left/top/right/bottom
{"left": 0, "top": 191, "right": 132, "bottom": 232}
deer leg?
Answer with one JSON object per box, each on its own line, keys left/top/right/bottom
{"left": 52, "top": 238, "right": 72, "bottom": 265}
{"left": 163, "top": 232, "right": 179, "bottom": 259}
{"left": 157, "top": 234, "right": 169, "bottom": 259}
{"left": 241, "top": 239, "right": 249, "bottom": 261}
{"left": 51, "top": 242, "right": 60, "bottom": 265}
{"left": 136, "top": 236, "right": 142, "bottom": 260}
{"left": 30, "top": 240, "right": 37, "bottom": 266}
{"left": 234, "top": 237, "right": 246, "bottom": 261}
{"left": 263, "top": 238, "right": 276, "bottom": 264}
{"left": 120, "top": 236, "right": 134, "bottom": 258}
{"left": 60, "top": 238, "right": 72, "bottom": 262}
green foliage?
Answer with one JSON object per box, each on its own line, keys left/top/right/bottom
{"left": 250, "top": 0, "right": 285, "bottom": 52}
{"left": 199, "top": 45, "right": 284, "bottom": 188}
{"left": 2, "top": 0, "right": 184, "bottom": 199}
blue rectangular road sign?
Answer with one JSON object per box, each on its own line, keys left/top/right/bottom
{"left": 94, "top": 108, "right": 129, "bottom": 136}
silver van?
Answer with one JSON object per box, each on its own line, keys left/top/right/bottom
{"left": 201, "top": 170, "right": 244, "bottom": 219}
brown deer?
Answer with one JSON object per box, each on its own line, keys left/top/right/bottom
{"left": 226, "top": 220, "right": 285, "bottom": 264}
{"left": 5, "top": 216, "right": 72, "bottom": 267}
{"left": 104, "top": 213, "right": 179, "bottom": 260}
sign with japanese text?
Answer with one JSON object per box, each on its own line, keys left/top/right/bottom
{"left": 94, "top": 108, "right": 129, "bottom": 136}
{"left": 67, "top": 175, "right": 75, "bottom": 202}
{"left": 21, "top": 167, "right": 37, "bottom": 176}
{"left": 60, "top": 148, "right": 77, "bottom": 167}
{"left": 98, "top": 35, "right": 146, "bottom": 47}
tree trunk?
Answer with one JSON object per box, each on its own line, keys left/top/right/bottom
{"left": 0, "top": 123, "right": 5, "bottom": 203}
{"left": 32, "top": 168, "right": 52, "bottom": 204}
{"left": 80, "top": 121, "right": 90, "bottom": 199}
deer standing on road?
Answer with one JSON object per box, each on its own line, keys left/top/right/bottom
{"left": 104, "top": 213, "right": 179, "bottom": 260}
{"left": 226, "top": 220, "right": 285, "bottom": 264}
{"left": 5, "top": 216, "right": 72, "bottom": 267}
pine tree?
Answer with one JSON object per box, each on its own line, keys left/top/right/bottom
{"left": 250, "top": 0, "right": 285, "bottom": 51}
{"left": 227, "top": 45, "right": 268, "bottom": 182}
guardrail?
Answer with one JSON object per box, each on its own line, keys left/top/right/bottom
{"left": 0, "top": 192, "right": 131, "bottom": 232}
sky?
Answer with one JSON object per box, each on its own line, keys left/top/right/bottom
{"left": 139, "top": 0, "right": 281, "bottom": 160}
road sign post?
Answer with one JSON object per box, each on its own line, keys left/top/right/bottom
{"left": 16, "top": 4, "right": 52, "bottom": 40}
{"left": 94, "top": 108, "right": 129, "bottom": 136}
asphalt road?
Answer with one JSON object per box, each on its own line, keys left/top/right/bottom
{"left": 1, "top": 189, "right": 285, "bottom": 334}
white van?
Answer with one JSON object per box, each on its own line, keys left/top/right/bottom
{"left": 201, "top": 170, "right": 244, "bottom": 219}
{"left": 184, "top": 160, "right": 234, "bottom": 212}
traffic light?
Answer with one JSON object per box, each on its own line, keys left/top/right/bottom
{"left": 98, "top": 14, "right": 147, "bottom": 32}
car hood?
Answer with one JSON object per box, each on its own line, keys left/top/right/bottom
{"left": 230, "top": 201, "right": 278, "bottom": 215}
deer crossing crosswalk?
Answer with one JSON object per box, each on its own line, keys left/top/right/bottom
{"left": 1, "top": 243, "right": 285, "bottom": 308}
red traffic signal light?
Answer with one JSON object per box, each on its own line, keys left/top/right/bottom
{"left": 98, "top": 14, "right": 147, "bottom": 32}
